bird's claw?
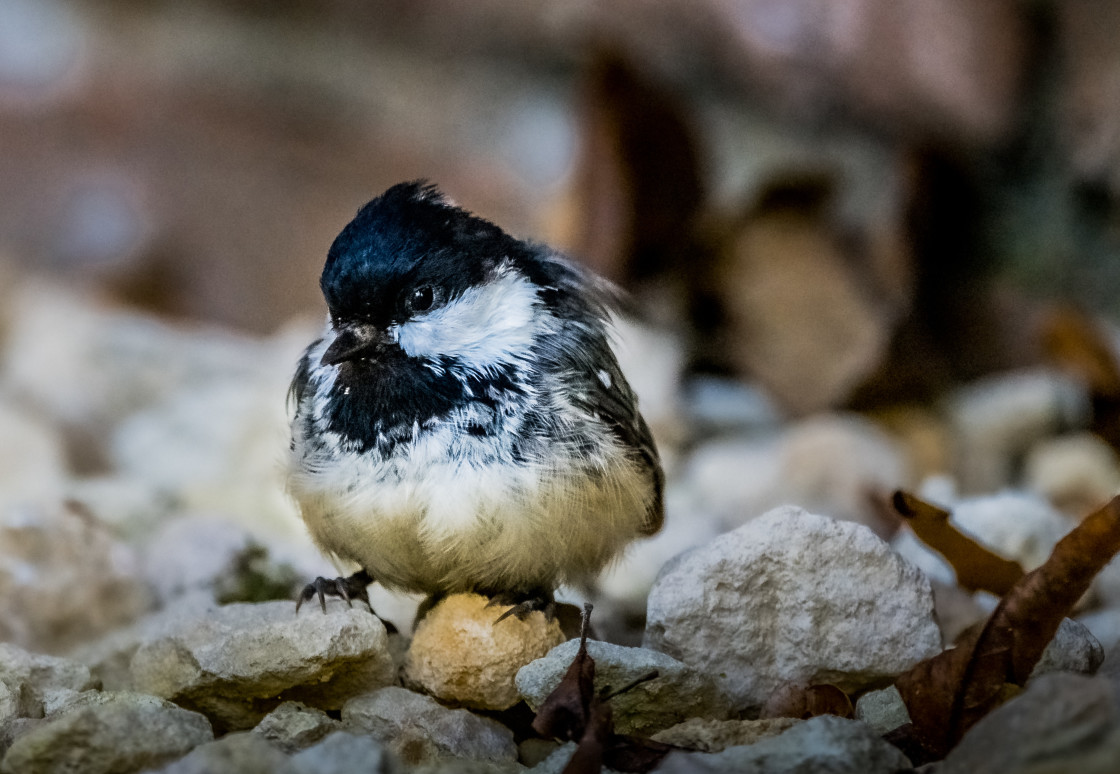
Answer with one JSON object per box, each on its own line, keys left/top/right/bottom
{"left": 295, "top": 570, "right": 374, "bottom": 615}
{"left": 487, "top": 591, "right": 556, "bottom": 624}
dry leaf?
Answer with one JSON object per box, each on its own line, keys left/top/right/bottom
{"left": 532, "top": 603, "right": 596, "bottom": 742}
{"left": 893, "top": 494, "right": 1120, "bottom": 762}
{"left": 532, "top": 603, "right": 674, "bottom": 773}
{"left": 892, "top": 490, "right": 1025, "bottom": 595}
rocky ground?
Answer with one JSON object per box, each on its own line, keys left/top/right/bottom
{"left": 3, "top": 271, "right": 1120, "bottom": 774}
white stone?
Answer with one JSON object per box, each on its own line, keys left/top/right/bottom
{"left": 1025, "top": 432, "right": 1120, "bottom": 516}
{"left": 644, "top": 506, "right": 941, "bottom": 710}
{"left": 1031, "top": 618, "right": 1105, "bottom": 681}
{"left": 150, "top": 731, "right": 297, "bottom": 774}
{"left": 251, "top": 701, "right": 338, "bottom": 753}
{"left": 854, "top": 685, "right": 910, "bottom": 735}
{"left": 291, "top": 731, "right": 395, "bottom": 774}
{"left": 0, "top": 691, "right": 213, "bottom": 774}
{"left": 130, "top": 602, "right": 396, "bottom": 731}
{"left": 516, "top": 638, "right": 733, "bottom": 736}
{"left": 342, "top": 686, "right": 517, "bottom": 766}
{"left": 0, "top": 500, "right": 152, "bottom": 653}
{"left": 140, "top": 516, "right": 255, "bottom": 605}
{"left": 656, "top": 715, "right": 912, "bottom": 774}
{"left": 0, "top": 398, "right": 66, "bottom": 512}
{"left": 684, "top": 414, "right": 909, "bottom": 535}
{"left": 946, "top": 369, "right": 1089, "bottom": 492}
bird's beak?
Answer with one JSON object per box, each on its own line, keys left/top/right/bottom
{"left": 320, "top": 323, "right": 392, "bottom": 367}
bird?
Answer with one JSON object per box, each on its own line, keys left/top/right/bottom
{"left": 287, "top": 181, "right": 664, "bottom": 622}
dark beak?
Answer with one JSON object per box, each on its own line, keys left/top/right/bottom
{"left": 320, "top": 323, "right": 392, "bottom": 367}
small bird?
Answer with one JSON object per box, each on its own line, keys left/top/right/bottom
{"left": 288, "top": 181, "right": 664, "bottom": 621}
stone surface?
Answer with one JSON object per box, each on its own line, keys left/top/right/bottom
{"left": 252, "top": 701, "right": 338, "bottom": 753}
{"left": 0, "top": 500, "right": 152, "bottom": 653}
{"left": 140, "top": 516, "right": 259, "bottom": 605}
{"left": 1024, "top": 432, "right": 1120, "bottom": 517}
{"left": 853, "top": 685, "right": 910, "bottom": 736}
{"left": 404, "top": 592, "right": 565, "bottom": 711}
{"left": 644, "top": 506, "right": 941, "bottom": 710}
{"left": 0, "top": 691, "right": 213, "bottom": 774}
{"left": 130, "top": 602, "right": 396, "bottom": 731}
{"left": 656, "top": 715, "right": 911, "bottom": 774}
{"left": 342, "top": 686, "right": 517, "bottom": 766}
{"left": 684, "top": 414, "right": 909, "bottom": 536}
{"left": 516, "top": 638, "right": 732, "bottom": 735}
{"left": 0, "top": 643, "right": 98, "bottom": 718}
{"left": 939, "top": 673, "right": 1120, "bottom": 774}
{"left": 152, "top": 731, "right": 298, "bottom": 774}
{"left": 0, "top": 684, "right": 18, "bottom": 726}
{"left": 1078, "top": 609, "right": 1120, "bottom": 655}
{"left": 1031, "top": 618, "right": 1105, "bottom": 681}
{"left": 650, "top": 716, "right": 800, "bottom": 753}
{"left": 0, "top": 399, "right": 66, "bottom": 512}
{"left": 291, "top": 731, "right": 397, "bottom": 774}
{"left": 946, "top": 370, "right": 1089, "bottom": 493}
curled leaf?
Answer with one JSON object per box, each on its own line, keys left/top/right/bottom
{"left": 892, "top": 490, "right": 1025, "bottom": 595}
{"left": 532, "top": 603, "right": 596, "bottom": 742}
{"left": 894, "top": 494, "right": 1120, "bottom": 761}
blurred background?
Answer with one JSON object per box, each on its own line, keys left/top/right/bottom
{"left": 4, "top": 0, "right": 1120, "bottom": 653}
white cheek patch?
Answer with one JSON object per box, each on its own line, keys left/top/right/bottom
{"left": 396, "top": 269, "right": 544, "bottom": 372}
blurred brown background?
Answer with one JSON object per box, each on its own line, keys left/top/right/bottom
{"left": 2, "top": 0, "right": 1120, "bottom": 416}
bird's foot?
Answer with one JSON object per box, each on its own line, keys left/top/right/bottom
{"left": 295, "top": 570, "right": 374, "bottom": 615}
{"left": 486, "top": 589, "right": 556, "bottom": 624}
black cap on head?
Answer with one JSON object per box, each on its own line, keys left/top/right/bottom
{"left": 319, "top": 181, "right": 516, "bottom": 325}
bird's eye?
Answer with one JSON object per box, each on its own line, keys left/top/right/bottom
{"left": 408, "top": 286, "right": 434, "bottom": 313}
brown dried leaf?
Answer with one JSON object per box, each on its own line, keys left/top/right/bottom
{"left": 894, "top": 494, "right": 1120, "bottom": 761}
{"left": 892, "top": 490, "right": 1025, "bottom": 595}
{"left": 562, "top": 699, "right": 611, "bottom": 774}
{"left": 533, "top": 603, "right": 596, "bottom": 742}
{"left": 760, "top": 683, "right": 854, "bottom": 720}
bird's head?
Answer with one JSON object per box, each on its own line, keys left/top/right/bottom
{"left": 318, "top": 182, "right": 548, "bottom": 377}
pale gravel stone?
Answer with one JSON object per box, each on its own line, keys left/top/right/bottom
{"left": 683, "top": 414, "right": 909, "bottom": 536}
{"left": 0, "top": 691, "right": 212, "bottom": 774}
{"left": 853, "top": 685, "right": 910, "bottom": 735}
{"left": 252, "top": 701, "right": 338, "bottom": 753}
{"left": 0, "top": 684, "right": 18, "bottom": 725}
{"left": 644, "top": 506, "right": 941, "bottom": 710}
{"left": 939, "top": 673, "right": 1120, "bottom": 774}
{"left": 405, "top": 592, "right": 565, "bottom": 711}
{"left": 0, "top": 501, "right": 152, "bottom": 654}
{"left": 130, "top": 602, "right": 395, "bottom": 731}
{"left": 650, "top": 717, "right": 801, "bottom": 752}
{"left": 656, "top": 715, "right": 911, "bottom": 773}
{"left": 290, "top": 731, "right": 397, "bottom": 774}
{"left": 516, "top": 639, "right": 733, "bottom": 735}
{"left": 947, "top": 369, "right": 1089, "bottom": 492}
{"left": 0, "top": 643, "right": 97, "bottom": 719}
{"left": 150, "top": 732, "right": 297, "bottom": 774}
{"left": 1030, "top": 618, "right": 1105, "bottom": 681}
{"left": 342, "top": 686, "right": 517, "bottom": 766}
